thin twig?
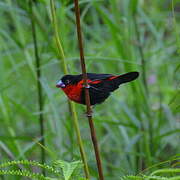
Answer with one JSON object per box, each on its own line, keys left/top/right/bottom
{"left": 29, "top": 0, "right": 45, "bottom": 174}
{"left": 50, "top": 0, "right": 90, "bottom": 178}
{"left": 73, "top": 0, "right": 104, "bottom": 179}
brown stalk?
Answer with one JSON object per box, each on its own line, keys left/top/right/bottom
{"left": 73, "top": 0, "right": 104, "bottom": 179}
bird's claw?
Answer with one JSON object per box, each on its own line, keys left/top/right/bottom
{"left": 86, "top": 113, "right": 92, "bottom": 117}
{"left": 83, "top": 84, "right": 90, "bottom": 89}
{"left": 85, "top": 110, "right": 93, "bottom": 117}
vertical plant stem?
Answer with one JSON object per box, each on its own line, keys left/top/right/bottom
{"left": 29, "top": 0, "right": 45, "bottom": 173}
{"left": 50, "top": 0, "right": 90, "bottom": 179}
{"left": 133, "top": 14, "right": 152, "bottom": 167}
{"left": 69, "top": 102, "right": 90, "bottom": 179}
{"left": 134, "top": 15, "right": 148, "bottom": 96}
{"left": 49, "top": 0, "right": 67, "bottom": 73}
{"left": 172, "top": 0, "right": 180, "bottom": 55}
{"left": 73, "top": 0, "right": 104, "bottom": 179}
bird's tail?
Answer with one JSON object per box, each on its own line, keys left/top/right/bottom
{"left": 108, "top": 72, "right": 139, "bottom": 91}
{"left": 116, "top": 71, "right": 139, "bottom": 84}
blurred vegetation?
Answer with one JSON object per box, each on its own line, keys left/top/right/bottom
{"left": 0, "top": 0, "right": 179, "bottom": 179}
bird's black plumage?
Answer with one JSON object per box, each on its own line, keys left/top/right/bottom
{"left": 57, "top": 72, "right": 139, "bottom": 105}
{"left": 61, "top": 73, "right": 113, "bottom": 85}
{"left": 81, "top": 72, "right": 139, "bottom": 105}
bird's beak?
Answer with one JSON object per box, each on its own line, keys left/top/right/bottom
{"left": 56, "top": 80, "right": 65, "bottom": 88}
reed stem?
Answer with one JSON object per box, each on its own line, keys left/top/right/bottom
{"left": 73, "top": 0, "right": 104, "bottom": 179}
{"left": 50, "top": 0, "right": 90, "bottom": 178}
{"left": 133, "top": 15, "right": 149, "bottom": 96}
{"left": 133, "top": 14, "right": 152, "bottom": 168}
{"left": 29, "top": 0, "right": 45, "bottom": 174}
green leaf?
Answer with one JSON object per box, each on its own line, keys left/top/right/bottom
{"left": 53, "top": 160, "right": 83, "bottom": 180}
{"left": 130, "top": 0, "right": 138, "bottom": 15}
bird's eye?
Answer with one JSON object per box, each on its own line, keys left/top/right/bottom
{"left": 66, "top": 80, "right": 70, "bottom": 84}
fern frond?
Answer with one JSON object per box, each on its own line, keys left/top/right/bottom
{"left": 120, "top": 175, "right": 143, "bottom": 180}
{"left": 121, "top": 175, "right": 174, "bottom": 180}
{"left": 0, "top": 160, "right": 59, "bottom": 174}
{"left": 0, "top": 169, "right": 53, "bottom": 180}
{"left": 150, "top": 168, "right": 180, "bottom": 176}
{"left": 169, "top": 176, "right": 180, "bottom": 180}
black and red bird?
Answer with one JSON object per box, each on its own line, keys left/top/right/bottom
{"left": 56, "top": 72, "right": 139, "bottom": 105}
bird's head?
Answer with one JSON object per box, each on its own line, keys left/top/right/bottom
{"left": 56, "top": 75, "right": 79, "bottom": 88}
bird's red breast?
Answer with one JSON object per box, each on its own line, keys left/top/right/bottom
{"left": 61, "top": 80, "right": 83, "bottom": 103}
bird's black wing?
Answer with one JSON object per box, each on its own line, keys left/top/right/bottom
{"left": 87, "top": 72, "right": 139, "bottom": 105}
{"left": 80, "top": 74, "right": 116, "bottom": 105}
{"left": 81, "top": 80, "right": 114, "bottom": 105}
{"left": 81, "top": 72, "right": 139, "bottom": 105}
{"left": 87, "top": 73, "right": 113, "bottom": 81}
{"left": 69, "top": 73, "right": 113, "bottom": 84}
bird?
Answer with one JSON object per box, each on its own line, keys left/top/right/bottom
{"left": 56, "top": 72, "right": 139, "bottom": 105}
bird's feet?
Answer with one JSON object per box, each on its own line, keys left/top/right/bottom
{"left": 82, "top": 84, "right": 90, "bottom": 89}
{"left": 85, "top": 109, "right": 93, "bottom": 117}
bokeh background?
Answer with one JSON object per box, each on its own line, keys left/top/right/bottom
{"left": 0, "top": 0, "right": 179, "bottom": 179}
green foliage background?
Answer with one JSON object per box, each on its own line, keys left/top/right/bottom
{"left": 0, "top": 0, "right": 179, "bottom": 179}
